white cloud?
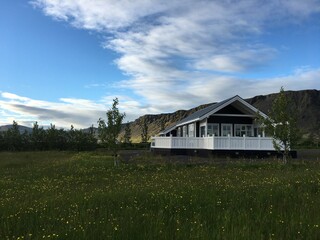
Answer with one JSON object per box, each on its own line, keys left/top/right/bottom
{"left": 1, "top": 67, "right": 319, "bottom": 127}
{"left": 28, "top": 0, "right": 320, "bottom": 119}
{"left": 31, "top": 0, "right": 172, "bottom": 30}
{"left": 0, "top": 92, "right": 155, "bottom": 128}
{"left": 194, "top": 47, "right": 277, "bottom": 72}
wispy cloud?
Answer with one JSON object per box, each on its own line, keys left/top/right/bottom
{"left": 0, "top": 92, "right": 154, "bottom": 128}
{"left": 1, "top": 67, "right": 319, "bottom": 127}
{"left": 26, "top": 0, "right": 320, "bottom": 122}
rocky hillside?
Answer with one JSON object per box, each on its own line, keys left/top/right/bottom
{"left": 247, "top": 89, "right": 320, "bottom": 137}
{"left": 123, "top": 89, "right": 320, "bottom": 142}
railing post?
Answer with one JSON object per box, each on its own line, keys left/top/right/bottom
{"left": 258, "top": 135, "right": 261, "bottom": 149}
{"left": 213, "top": 134, "right": 215, "bottom": 150}
{"left": 169, "top": 135, "right": 173, "bottom": 148}
{"left": 228, "top": 134, "right": 231, "bottom": 149}
{"left": 243, "top": 134, "right": 246, "bottom": 149}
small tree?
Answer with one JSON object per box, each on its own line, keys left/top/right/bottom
{"left": 5, "top": 120, "right": 22, "bottom": 151}
{"left": 123, "top": 122, "right": 132, "bottom": 145}
{"left": 98, "top": 98, "right": 125, "bottom": 166}
{"left": 46, "top": 124, "right": 59, "bottom": 150}
{"left": 139, "top": 117, "right": 149, "bottom": 143}
{"left": 31, "top": 121, "right": 45, "bottom": 150}
{"left": 262, "top": 87, "right": 299, "bottom": 163}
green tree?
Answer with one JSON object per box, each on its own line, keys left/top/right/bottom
{"left": 0, "top": 131, "right": 5, "bottom": 150}
{"left": 262, "top": 87, "right": 299, "bottom": 163}
{"left": 46, "top": 124, "right": 61, "bottom": 150}
{"left": 21, "top": 130, "right": 31, "bottom": 150}
{"left": 123, "top": 122, "right": 132, "bottom": 145}
{"left": 98, "top": 98, "right": 125, "bottom": 166}
{"left": 87, "top": 124, "right": 97, "bottom": 150}
{"left": 68, "top": 125, "right": 77, "bottom": 150}
{"left": 31, "top": 121, "right": 46, "bottom": 150}
{"left": 5, "top": 120, "right": 22, "bottom": 151}
{"left": 139, "top": 117, "right": 149, "bottom": 143}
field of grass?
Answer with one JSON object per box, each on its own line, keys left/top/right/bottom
{"left": 1, "top": 151, "right": 320, "bottom": 239}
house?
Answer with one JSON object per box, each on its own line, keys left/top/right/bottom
{"left": 151, "top": 95, "right": 296, "bottom": 158}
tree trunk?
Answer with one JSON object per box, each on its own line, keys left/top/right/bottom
{"left": 283, "top": 153, "right": 287, "bottom": 164}
{"left": 283, "top": 142, "right": 288, "bottom": 164}
{"left": 113, "top": 152, "right": 119, "bottom": 167}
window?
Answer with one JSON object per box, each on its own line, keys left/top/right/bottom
{"left": 234, "top": 124, "right": 253, "bottom": 137}
{"left": 188, "top": 123, "right": 195, "bottom": 137}
{"left": 207, "top": 123, "right": 219, "bottom": 136}
{"left": 200, "top": 126, "right": 206, "bottom": 137}
{"left": 221, "top": 124, "right": 232, "bottom": 136}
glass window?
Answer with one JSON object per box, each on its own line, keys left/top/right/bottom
{"left": 200, "top": 126, "right": 206, "bottom": 137}
{"left": 246, "top": 125, "right": 252, "bottom": 137}
{"left": 207, "top": 123, "right": 219, "bottom": 136}
{"left": 235, "top": 125, "right": 241, "bottom": 136}
{"left": 234, "top": 124, "right": 253, "bottom": 137}
{"left": 222, "top": 124, "right": 232, "bottom": 136}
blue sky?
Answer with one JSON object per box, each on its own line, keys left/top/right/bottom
{"left": 0, "top": 0, "right": 320, "bottom": 128}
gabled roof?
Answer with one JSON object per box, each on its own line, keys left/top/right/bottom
{"left": 160, "top": 95, "right": 268, "bottom": 135}
{"left": 175, "top": 95, "right": 235, "bottom": 127}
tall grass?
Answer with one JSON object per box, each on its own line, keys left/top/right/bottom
{"left": 1, "top": 152, "right": 320, "bottom": 239}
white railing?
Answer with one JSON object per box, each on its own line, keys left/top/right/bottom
{"left": 151, "top": 136, "right": 275, "bottom": 151}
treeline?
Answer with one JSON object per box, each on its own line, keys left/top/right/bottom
{"left": 0, "top": 121, "right": 97, "bottom": 151}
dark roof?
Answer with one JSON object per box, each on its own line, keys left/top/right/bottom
{"left": 160, "top": 96, "right": 237, "bottom": 134}
{"left": 175, "top": 95, "right": 236, "bottom": 126}
{"left": 159, "top": 95, "right": 267, "bottom": 135}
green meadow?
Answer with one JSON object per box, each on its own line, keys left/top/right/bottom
{"left": 1, "top": 151, "right": 320, "bottom": 239}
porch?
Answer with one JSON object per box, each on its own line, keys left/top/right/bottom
{"left": 151, "top": 136, "right": 275, "bottom": 151}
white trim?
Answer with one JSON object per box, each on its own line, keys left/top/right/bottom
{"left": 212, "top": 113, "right": 256, "bottom": 117}
{"left": 182, "top": 125, "right": 187, "bottom": 137}
{"left": 188, "top": 123, "right": 195, "bottom": 137}
{"left": 176, "top": 118, "right": 199, "bottom": 127}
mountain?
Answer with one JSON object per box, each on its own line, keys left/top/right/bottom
{"left": 121, "top": 89, "right": 320, "bottom": 142}
{"left": 247, "top": 90, "right": 320, "bottom": 137}
{"left": 0, "top": 125, "right": 33, "bottom": 134}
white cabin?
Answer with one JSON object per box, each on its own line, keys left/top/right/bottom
{"left": 151, "top": 95, "right": 277, "bottom": 156}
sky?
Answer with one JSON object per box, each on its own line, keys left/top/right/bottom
{"left": 0, "top": 0, "right": 320, "bottom": 129}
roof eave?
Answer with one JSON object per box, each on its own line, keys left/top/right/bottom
{"left": 176, "top": 118, "right": 200, "bottom": 127}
